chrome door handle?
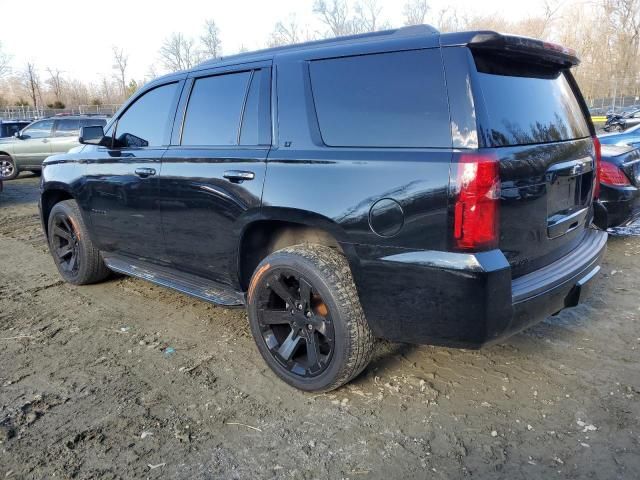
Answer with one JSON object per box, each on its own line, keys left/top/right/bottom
{"left": 134, "top": 167, "right": 156, "bottom": 178}
{"left": 223, "top": 170, "right": 255, "bottom": 183}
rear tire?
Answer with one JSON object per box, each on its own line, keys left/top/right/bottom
{"left": 0, "top": 155, "right": 18, "bottom": 181}
{"left": 247, "top": 244, "right": 374, "bottom": 392}
{"left": 47, "top": 200, "right": 110, "bottom": 285}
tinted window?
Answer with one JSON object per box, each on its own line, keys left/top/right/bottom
{"left": 116, "top": 83, "right": 178, "bottom": 147}
{"left": 80, "top": 118, "right": 107, "bottom": 128}
{"left": 475, "top": 62, "right": 590, "bottom": 146}
{"left": 55, "top": 119, "right": 81, "bottom": 137}
{"left": 309, "top": 50, "right": 451, "bottom": 148}
{"left": 182, "top": 71, "right": 251, "bottom": 146}
{"left": 22, "top": 119, "right": 54, "bottom": 139}
{"left": 239, "top": 69, "right": 271, "bottom": 145}
{"left": 4, "top": 124, "right": 24, "bottom": 137}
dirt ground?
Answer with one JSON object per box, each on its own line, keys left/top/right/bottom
{"left": 0, "top": 174, "right": 638, "bottom": 480}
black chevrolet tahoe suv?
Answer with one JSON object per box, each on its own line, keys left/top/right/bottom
{"left": 39, "top": 25, "right": 608, "bottom": 392}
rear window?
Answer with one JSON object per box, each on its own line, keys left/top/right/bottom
{"left": 81, "top": 118, "right": 107, "bottom": 128}
{"left": 474, "top": 61, "right": 590, "bottom": 147}
{"left": 55, "top": 119, "right": 81, "bottom": 137}
{"left": 309, "top": 49, "right": 451, "bottom": 148}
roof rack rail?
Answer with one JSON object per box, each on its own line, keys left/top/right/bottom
{"left": 197, "top": 24, "right": 439, "bottom": 68}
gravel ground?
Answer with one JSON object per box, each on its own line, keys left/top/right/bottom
{"left": 0, "top": 174, "right": 639, "bottom": 479}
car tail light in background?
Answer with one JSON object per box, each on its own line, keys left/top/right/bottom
{"left": 453, "top": 153, "right": 500, "bottom": 251}
{"left": 593, "top": 136, "right": 602, "bottom": 198}
{"left": 599, "top": 160, "right": 631, "bottom": 186}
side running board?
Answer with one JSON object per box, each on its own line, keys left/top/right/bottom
{"left": 103, "top": 254, "right": 245, "bottom": 307}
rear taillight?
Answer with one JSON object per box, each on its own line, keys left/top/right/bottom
{"left": 453, "top": 153, "right": 500, "bottom": 251}
{"left": 600, "top": 160, "right": 631, "bottom": 186}
{"left": 593, "top": 136, "right": 601, "bottom": 198}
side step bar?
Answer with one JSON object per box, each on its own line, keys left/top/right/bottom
{"left": 103, "top": 254, "right": 245, "bottom": 307}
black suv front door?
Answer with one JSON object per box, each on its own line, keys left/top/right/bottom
{"left": 160, "top": 66, "right": 271, "bottom": 287}
{"left": 83, "top": 80, "right": 183, "bottom": 262}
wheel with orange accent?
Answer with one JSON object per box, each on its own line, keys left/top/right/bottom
{"left": 247, "top": 244, "right": 374, "bottom": 392}
{"left": 47, "top": 200, "right": 110, "bottom": 285}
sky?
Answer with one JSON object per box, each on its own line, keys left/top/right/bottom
{"left": 0, "top": 0, "right": 548, "bottom": 84}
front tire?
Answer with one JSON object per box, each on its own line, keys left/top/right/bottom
{"left": 0, "top": 155, "right": 18, "bottom": 181}
{"left": 247, "top": 244, "right": 374, "bottom": 392}
{"left": 47, "top": 200, "right": 110, "bottom": 285}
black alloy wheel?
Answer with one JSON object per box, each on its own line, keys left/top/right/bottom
{"left": 51, "top": 213, "right": 81, "bottom": 274}
{"left": 256, "top": 268, "right": 335, "bottom": 378}
{"left": 247, "top": 244, "right": 374, "bottom": 392}
{"left": 47, "top": 200, "right": 110, "bottom": 285}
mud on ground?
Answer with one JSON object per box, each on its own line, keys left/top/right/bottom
{"left": 0, "top": 174, "right": 639, "bottom": 479}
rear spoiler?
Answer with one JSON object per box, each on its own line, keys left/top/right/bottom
{"left": 442, "top": 31, "right": 579, "bottom": 69}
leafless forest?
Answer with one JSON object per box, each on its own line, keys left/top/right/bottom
{"left": 0, "top": 0, "right": 639, "bottom": 110}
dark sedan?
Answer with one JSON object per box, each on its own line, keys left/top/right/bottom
{"left": 596, "top": 144, "right": 640, "bottom": 228}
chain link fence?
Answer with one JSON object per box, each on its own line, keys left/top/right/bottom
{"left": 588, "top": 96, "right": 640, "bottom": 115}
{"left": 0, "top": 104, "right": 121, "bottom": 121}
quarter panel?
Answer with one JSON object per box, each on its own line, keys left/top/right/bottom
{"left": 263, "top": 149, "right": 451, "bottom": 250}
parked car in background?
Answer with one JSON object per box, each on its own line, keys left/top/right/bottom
{"left": 0, "top": 115, "right": 108, "bottom": 180}
{"left": 0, "top": 120, "right": 31, "bottom": 138}
{"left": 594, "top": 143, "right": 640, "bottom": 228}
{"left": 39, "top": 26, "right": 607, "bottom": 392}
{"left": 603, "top": 108, "right": 640, "bottom": 132}
{"left": 599, "top": 123, "right": 640, "bottom": 148}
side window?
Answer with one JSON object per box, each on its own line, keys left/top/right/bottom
{"left": 309, "top": 49, "right": 451, "bottom": 148}
{"left": 181, "top": 71, "right": 251, "bottom": 146}
{"left": 80, "top": 118, "right": 107, "bottom": 128}
{"left": 6, "top": 124, "right": 23, "bottom": 137}
{"left": 115, "top": 83, "right": 178, "bottom": 148}
{"left": 239, "top": 69, "right": 272, "bottom": 146}
{"left": 55, "top": 119, "right": 81, "bottom": 137}
{"left": 22, "top": 119, "right": 55, "bottom": 139}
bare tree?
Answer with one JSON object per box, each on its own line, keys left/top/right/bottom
{"left": 22, "top": 63, "right": 41, "bottom": 108}
{"left": 268, "top": 16, "right": 302, "bottom": 47}
{"left": 66, "top": 78, "right": 91, "bottom": 107}
{"left": 112, "top": 46, "right": 129, "bottom": 98}
{"left": 435, "top": 7, "right": 462, "bottom": 32}
{"left": 146, "top": 64, "right": 160, "bottom": 82}
{"left": 46, "top": 68, "right": 63, "bottom": 102}
{"left": 0, "top": 41, "right": 10, "bottom": 78}
{"left": 403, "top": 0, "right": 429, "bottom": 26}
{"left": 160, "top": 33, "right": 201, "bottom": 72}
{"left": 313, "top": 0, "right": 355, "bottom": 36}
{"left": 355, "top": 0, "right": 389, "bottom": 32}
{"left": 201, "top": 19, "right": 222, "bottom": 60}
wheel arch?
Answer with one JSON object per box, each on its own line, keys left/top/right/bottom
{"left": 236, "top": 208, "right": 357, "bottom": 292}
{"left": 40, "top": 186, "right": 75, "bottom": 238}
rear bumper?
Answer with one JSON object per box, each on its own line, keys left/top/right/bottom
{"left": 350, "top": 228, "right": 607, "bottom": 348}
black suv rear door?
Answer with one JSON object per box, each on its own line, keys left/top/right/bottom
{"left": 160, "top": 64, "right": 271, "bottom": 287}
{"left": 82, "top": 80, "right": 184, "bottom": 262}
{"left": 458, "top": 46, "right": 596, "bottom": 276}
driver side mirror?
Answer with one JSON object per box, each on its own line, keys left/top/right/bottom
{"left": 13, "top": 131, "right": 22, "bottom": 139}
{"left": 79, "top": 125, "right": 108, "bottom": 146}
